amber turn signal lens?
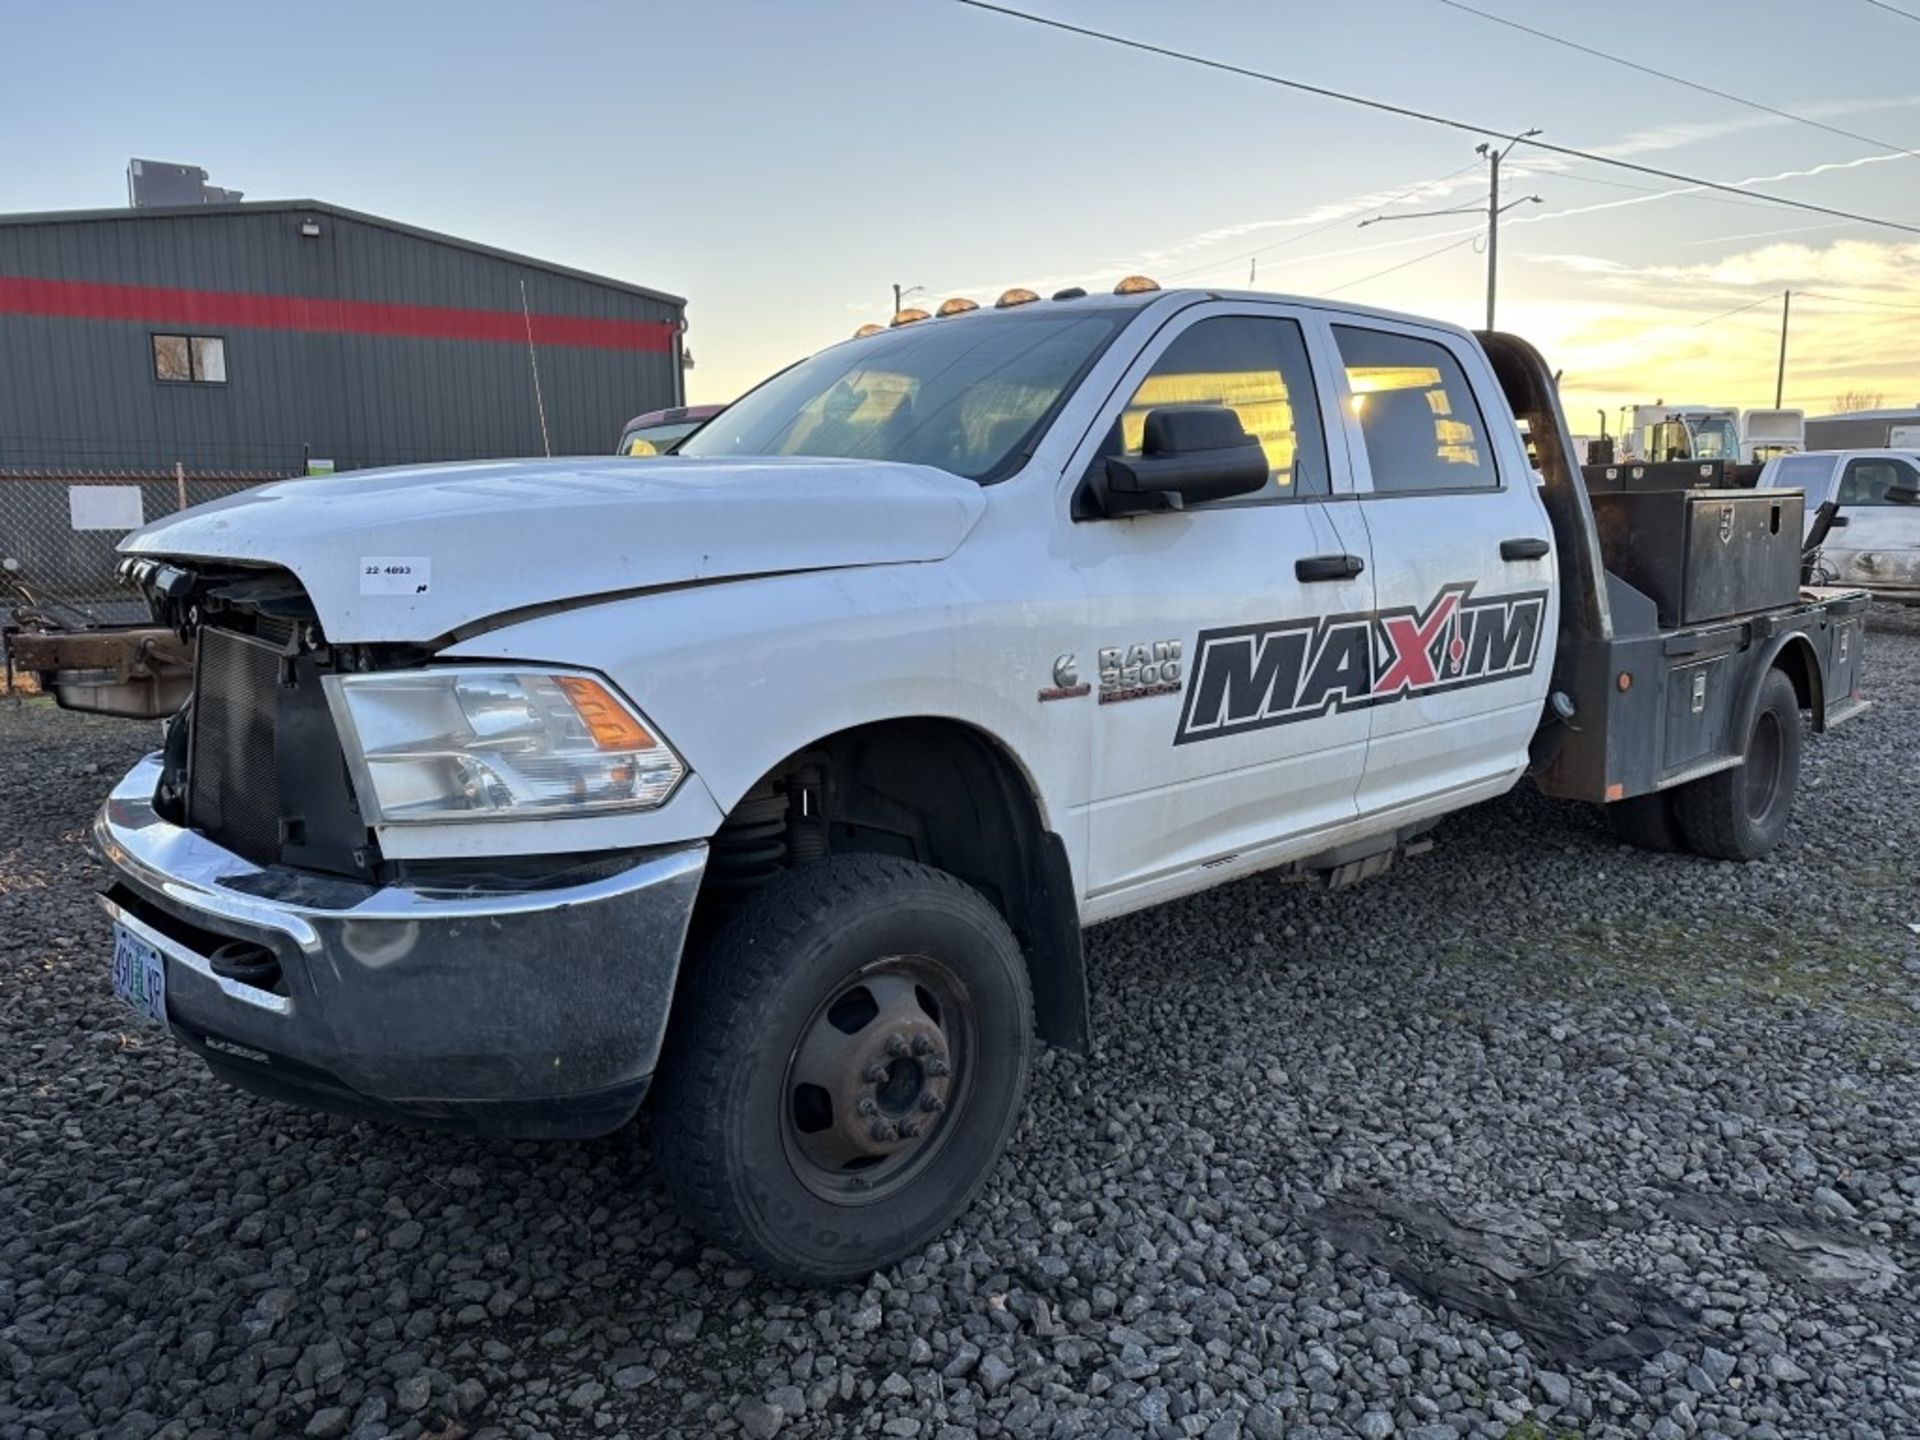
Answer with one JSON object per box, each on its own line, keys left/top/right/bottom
{"left": 553, "top": 675, "right": 658, "bottom": 751}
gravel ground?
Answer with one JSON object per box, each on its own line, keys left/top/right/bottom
{"left": 4, "top": 609, "right": 1918, "bottom": 1440}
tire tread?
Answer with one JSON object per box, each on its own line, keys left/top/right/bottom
{"left": 652, "top": 854, "right": 1030, "bottom": 1282}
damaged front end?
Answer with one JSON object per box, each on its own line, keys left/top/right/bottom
{"left": 92, "top": 555, "right": 708, "bottom": 1137}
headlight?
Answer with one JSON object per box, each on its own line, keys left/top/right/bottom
{"left": 322, "top": 668, "right": 686, "bottom": 824}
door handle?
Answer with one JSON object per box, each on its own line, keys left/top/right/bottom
{"left": 1500, "top": 537, "right": 1550, "bottom": 561}
{"left": 1295, "top": 553, "right": 1365, "bottom": 582}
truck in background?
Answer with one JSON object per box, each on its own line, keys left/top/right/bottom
{"left": 1625, "top": 404, "right": 1742, "bottom": 464}
{"left": 1741, "top": 408, "right": 1805, "bottom": 464}
{"left": 1617, "top": 404, "right": 1802, "bottom": 482}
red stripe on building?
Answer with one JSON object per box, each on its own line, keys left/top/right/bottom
{"left": 0, "top": 276, "right": 675, "bottom": 352}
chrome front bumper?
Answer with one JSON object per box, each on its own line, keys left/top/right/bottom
{"left": 94, "top": 754, "right": 706, "bottom": 1137}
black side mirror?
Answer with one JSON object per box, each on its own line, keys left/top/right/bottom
{"left": 1829, "top": 513, "right": 1849, "bottom": 528}
{"left": 1088, "top": 406, "right": 1269, "bottom": 517}
{"left": 1887, "top": 484, "right": 1919, "bottom": 505}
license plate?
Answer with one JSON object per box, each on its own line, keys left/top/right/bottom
{"left": 111, "top": 923, "right": 169, "bottom": 1026}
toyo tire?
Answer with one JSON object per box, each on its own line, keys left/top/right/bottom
{"left": 652, "top": 854, "right": 1033, "bottom": 1285}
{"left": 1673, "top": 668, "right": 1803, "bottom": 861}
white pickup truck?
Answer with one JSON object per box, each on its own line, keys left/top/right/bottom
{"left": 95, "top": 281, "right": 1869, "bottom": 1282}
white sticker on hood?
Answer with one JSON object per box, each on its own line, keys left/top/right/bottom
{"left": 360, "top": 556, "right": 432, "bottom": 596}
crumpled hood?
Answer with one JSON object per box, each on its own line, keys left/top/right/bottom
{"left": 120, "top": 455, "right": 987, "bottom": 642}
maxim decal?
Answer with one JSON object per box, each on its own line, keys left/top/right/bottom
{"left": 1173, "top": 583, "right": 1546, "bottom": 745}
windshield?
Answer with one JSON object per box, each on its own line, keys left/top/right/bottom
{"left": 1689, "top": 418, "right": 1739, "bottom": 460}
{"left": 619, "top": 420, "right": 701, "bottom": 456}
{"left": 678, "top": 308, "right": 1130, "bottom": 481}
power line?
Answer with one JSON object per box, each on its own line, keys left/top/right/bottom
{"left": 1321, "top": 233, "right": 1481, "bottom": 296}
{"left": 951, "top": 1, "right": 1920, "bottom": 237}
{"left": 1687, "top": 294, "right": 1778, "bottom": 328}
{"left": 1522, "top": 166, "right": 1775, "bottom": 211}
{"left": 1798, "top": 289, "right": 1920, "bottom": 312}
{"left": 1158, "top": 159, "right": 1484, "bottom": 282}
{"left": 1860, "top": 0, "right": 1920, "bottom": 22}
{"left": 1430, "top": 0, "right": 1920, "bottom": 160}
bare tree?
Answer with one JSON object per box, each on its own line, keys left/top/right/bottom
{"left": 1830, "top": 389, "right": 1885, "bottom": 413}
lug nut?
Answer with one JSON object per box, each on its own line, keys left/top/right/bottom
{"left": 857, "top": 1098, "right": 878, "bottom": 1117}
{"left": 920, "top": 1092, "right": 944, "bottom": 1113}
{"left": 863, "top": 1063, "right": 889, "bottom": 1082}
{"left": 911, "top": 1034, "right": 933, "bottom": 1056}
{"left": 869, "top": 1120, "right": 896, "bottom": 1142}
{"left": 886, "top": 1034, "right": 910, "bottom": 1057}
{"left": 897, "top": 1120, "right": 921, "bottom": 1140}
{"left": 924, "top": 1058, "right": 951, "bottom": 1078}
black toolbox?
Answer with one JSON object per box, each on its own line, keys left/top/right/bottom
{"left": 1587, "top": 487, "right": 1804, "bottom": 628}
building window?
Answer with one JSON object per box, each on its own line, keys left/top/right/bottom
{"left": 153, "top": 334, "right": 227, "bottom": 384}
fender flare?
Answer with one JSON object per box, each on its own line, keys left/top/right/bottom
{"left": 1734, "top": 631, "right": 1825, "bottom": 744}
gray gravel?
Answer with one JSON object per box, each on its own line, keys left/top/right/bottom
{"left": 4, "top": 607, "right": 1919, "bottom": 1440}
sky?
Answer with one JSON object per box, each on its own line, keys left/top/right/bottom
{"left": 4, "top": 0, "right": 1917, "bottom": 434}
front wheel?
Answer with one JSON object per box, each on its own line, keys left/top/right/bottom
{"left": 1672, "top": 668, "right": 1803, "bottom": 861}
{"left": 652, "top": 855, "right": 1033, "bottom": 1284}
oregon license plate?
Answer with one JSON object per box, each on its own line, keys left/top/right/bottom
{"left": 111, "top": 923, "right": 168, "bottom": 1026}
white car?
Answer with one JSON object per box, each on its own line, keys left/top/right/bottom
{"left": 1758, "top": 448, "right": 1920, "bottom": 601}
{"left": 95, "top": 281, "right": 1868, "bottom": 1281}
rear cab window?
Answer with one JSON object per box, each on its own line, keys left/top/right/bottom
{"left": 1765, "top": 453, "right": 1839, "bottom": 499}
{"left": 1333, "top": 326, "right": 1498, "bottom": 494}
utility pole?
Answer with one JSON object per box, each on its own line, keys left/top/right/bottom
{"left": 892, "top": 283, "right": 924, "bottom": 316}
{"left": 1475, "top": 129, "right": 1540, "bottom": 331}
{"left": 1775, "top": 289, "right": 1792, "bottom": 408}
{"left": 1356, "top": 131, "right": 1540, "bottom": 325}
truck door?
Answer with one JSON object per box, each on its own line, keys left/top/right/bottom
{"left": 1328, "top": 320, "right": 1556, "bottom": 817}
{"left": 1062, "top": 303, "right": 1373, "bottom": 907}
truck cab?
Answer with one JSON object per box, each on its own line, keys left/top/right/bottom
{"left": 1630, "top": 405, "right": 1742, "bottom": 464}
{"left": 94, "top": 281, "right": 1866, "bottom": 1283}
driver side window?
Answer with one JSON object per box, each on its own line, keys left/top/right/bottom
{"left": 1839, "top": 457, "right": 1918, "bottom": 506}
{"left": 1110, "top": 315, "right": 1330, "bottom": 501}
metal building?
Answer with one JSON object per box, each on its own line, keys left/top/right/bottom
{"left": 1804, "top": 408, "right": 1920, "bottom": 452}
{"left": 0, "top": 199, "right": 687, "bottom": 474}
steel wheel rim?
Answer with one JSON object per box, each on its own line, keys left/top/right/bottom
{"left": 1745, "top": 709, "right": 1784, "bottom": 821}
{"left": 780, "top": 953, "right": 977, "bottom": 1205}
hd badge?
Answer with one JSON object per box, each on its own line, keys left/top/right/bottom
{"left": 1099, "top": 640, "right": 1183, "bottom": 704}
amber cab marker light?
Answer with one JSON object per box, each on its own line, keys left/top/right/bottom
{"left": 1114, "top": 274, "right": 1162, "bottom": 295}
{"left": 852, "top": 323, "right": 885, "bottom": 338}
{"left": 936, "top": 297, "right": 980, "bottom": 317}
{"left": 995, "top": 287, "right": 1040, "bottom": 309}
{"left": 552, "top": 676, "right": 657, "bottom": 751}
{"left": 889, "top": 308, "right": 930, "bottom": 327}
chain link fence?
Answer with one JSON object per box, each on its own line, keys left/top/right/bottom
{"left": 2, "top": 469, "right": 294, "bottom": 690}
